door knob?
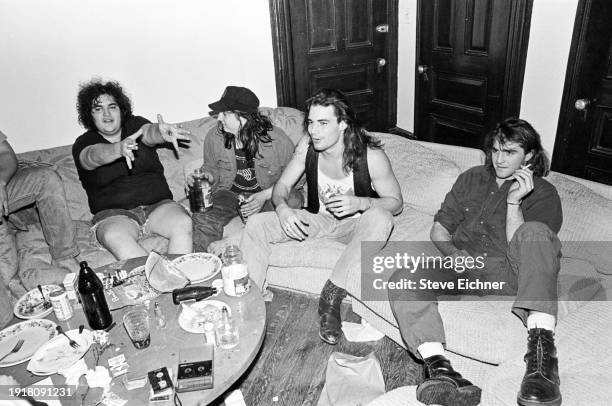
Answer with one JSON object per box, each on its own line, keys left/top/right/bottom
{"left": 376, "top": 58, "right": 386, "bottom": 73}
{"left": 418, "top": 65, "right": 429, "bottom": 74}
{"left": 574, "top": 98, "right": 591, "bottom": 111}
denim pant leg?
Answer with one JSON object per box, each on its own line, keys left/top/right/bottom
{"left": 240, "top": 210, "right": 334, "bottom": 291}
{"left": 192, "top": 189, "right": 240, "bottom": 252}
{"left": 329, "top": 207, "right": 394, "bottom": 289}
{"left": 7, "top": 166, "right": 78, "bottom": 261}
{"left": 507, "top": 221, "right": 562, "bottom": 325}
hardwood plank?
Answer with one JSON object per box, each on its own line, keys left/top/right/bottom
{"left": 211, "top": 288, "right": 421, "bottom": 405}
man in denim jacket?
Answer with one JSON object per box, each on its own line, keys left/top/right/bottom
{"left": 192, "top": 86, "right": 300, "bottom": 252}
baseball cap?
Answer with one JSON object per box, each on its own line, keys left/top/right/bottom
{"left": 208, "top": 86, "right": 260, "bottom": 114}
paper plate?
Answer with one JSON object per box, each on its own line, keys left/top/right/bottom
{"left": 0, "top": 319, "right": 58, "bottom": 367}
{"left": 14, "top": 285, "right": 62, "bottom": 319}
{"left": 27, "top": 329, "right": 94, "bottom": 375}
{"left": 178, "top": 299, "right": 230, "bottom": 334}
{"left": 171, "top": 253, "right": 222, "bottom": 283}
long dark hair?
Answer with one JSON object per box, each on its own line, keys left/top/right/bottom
{"left": 304, "top": 88, "right": 381, "bottom": 173}
{"left": 484, "top": 117, "right": 549, "bottom": 177}
{"left": 219, "top": 111, "right": 273, "bottom": 162}
{"left": 77, "top": 78, "right": 133, "bottom": 131}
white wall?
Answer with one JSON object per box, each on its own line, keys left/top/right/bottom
{"left": 520, "top": 0, "right": 578, "bottom": 156}
{"left": 395, "top": 0, "right": 578, "bottom": 159}
{"left": 0, "top": 0, "right": 277, "bottom": 153}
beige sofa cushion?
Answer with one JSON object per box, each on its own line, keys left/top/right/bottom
{"left": 374, "top": 133, "right": 462, "bottom": 215}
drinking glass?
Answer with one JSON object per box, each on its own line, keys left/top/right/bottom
{"left": 123, "top": 306, "right": 151, "bottom": 349}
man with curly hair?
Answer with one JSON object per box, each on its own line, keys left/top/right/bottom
{"left": 73, "top": 78, "right": 192, "bottom": 260}
{"left": 192, "top": 86, "right": 300, "bottom": 253}
{"left": 240, "top": 88, "right": 403, "bottom": 344}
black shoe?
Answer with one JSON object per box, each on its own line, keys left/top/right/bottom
{"left": 416, "top": 355, "right": 481, "bottom": 406}
{"left": 517, "top": 328, "right": 561, "bottom": 406}
{"left": 318, "top": 280, "right": 347, "bottom": 345}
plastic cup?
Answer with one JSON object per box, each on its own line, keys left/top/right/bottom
{"left": 123, "top": 307, "right": 150, "bottom": 349}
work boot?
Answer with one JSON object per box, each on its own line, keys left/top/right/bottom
{"left": 318, "top": 279, "right": 347, "bottom": 345}
{"left": 416, "top": 355, "right": 481, "bottom": 406}
{"left": 517, "top": 328, "right": 561, "bottom": 406}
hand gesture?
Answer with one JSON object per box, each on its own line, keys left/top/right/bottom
{"left": 121, "top": 129, "right": 143, "bottom": 170}
{"left": 0, "top": 183, "right": 8, "bottom": 219}
{"left": 325, "top": 195, "right": 362, "bottom": 218}
{"left": 157, "top": 114, "right": 191, "bottom": 155}
{"left": 276, "top": 205, "right": 309, "bottom": 241}
{"left": 239, "top": 191, "right": 267, "bottom": 218}
{"left": 507, "top": 164, "right": 534, "bottom": 204}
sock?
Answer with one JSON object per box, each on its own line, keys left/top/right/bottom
{"left": 417, "top": 342, "right": 445, "bottom": 359}
{"left": 527, "top": 312, "right": 556, "bottom": 331}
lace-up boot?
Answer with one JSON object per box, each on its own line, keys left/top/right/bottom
{"left": 517, "top": 328, "right": 561, "bottom": 406}
{"left": 318, "top": 279, "right": 347, "bottom": 345}
{"left": 416, "top": 355, "right": 481, "bottom": 406}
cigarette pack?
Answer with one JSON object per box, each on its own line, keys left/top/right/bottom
{"left": 62, "top": 273, "right": 78, "bottom": 301}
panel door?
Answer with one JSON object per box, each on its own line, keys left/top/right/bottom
{"left": 416, "top": 0, "right": 515, "bottom": 148}
{"left": 288, "top": 0, "right": 390, "bottom": 130}
{"left": 552, "top": 0, "right": 612, "bottom": 185}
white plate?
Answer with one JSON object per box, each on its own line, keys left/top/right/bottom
{"left": 171, "top": 253, "right": 222, "bottom": 283}
{"left": 178, "top": 299, "right": 230, "bottom": 334}
{"left": 0, "top": 319, "right": 58, "bottom": 367}
{"left": 27, "top": 329, "right": 94, "bottom": 375}
{"left": 13, "top": 285, "right": 62, "bottom": 319}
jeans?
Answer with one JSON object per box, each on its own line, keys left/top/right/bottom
{"left": 388, "top": 221, "right": 561, "bottom": 357}
{"left": 192, "top": 189, "right": 274, "bottom": 253}
{"left": 240, "top": 206, "right": 394, "bottom": 291}
{"left": 1, "top": 166, "right": 78, "bottom": 261}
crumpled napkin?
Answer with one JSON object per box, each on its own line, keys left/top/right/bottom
{"left": 341, "top": 319, "right": 385, "bottom": 342}
{"left": 85, "top": 366, "right": 112, "bottom": 393}
{"left": 58, "top": 357, "right": 88, "bottom": 386}
{"left": 145, "top": 251, "right": 189, "bottom": 292}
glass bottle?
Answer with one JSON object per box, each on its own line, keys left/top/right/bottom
{"left": 77, "top": 261, "right": 113, "bottom": 330}
{"left": 221, "top": 245, "right": 250, "bottom": 296}
{"left": 215, "top": 306, "right": 238, "bottom": 349}
{"left": 188, "top": 168, "right": 212, "bottom": 213}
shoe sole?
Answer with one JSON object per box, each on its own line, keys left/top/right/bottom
{"left": 517, "top": 394, "right": 562, "bottom": 406}
{"left": 318, "top": 330, "right": 339, "bottom": 345}
{"left": 417, "top": 380, "right": 482, "bottom": 406}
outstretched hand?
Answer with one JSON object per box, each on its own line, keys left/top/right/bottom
{"left": 121, "top": 129, "right": 143, "bottom": 170}
{"left": 157, "top": 114, "right": 191, "bottom": 156}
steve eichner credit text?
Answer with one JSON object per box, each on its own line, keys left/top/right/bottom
{"left": 369, "top": 252, "right": 507, "bottom": 291}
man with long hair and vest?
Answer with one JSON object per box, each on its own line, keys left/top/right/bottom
{"left": 241, "top": 88, "right": 403, "bottom": 345}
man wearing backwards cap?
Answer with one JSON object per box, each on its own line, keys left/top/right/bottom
{"left": 192, "top": 86, "right": 301, "bottom": 254}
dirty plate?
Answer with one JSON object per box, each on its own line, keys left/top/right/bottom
{"left": 14, "top": 285, "right": 62, "bottom": 319}
{"left": 0, "top": 319, "right": 57, "bottom": 367}
{"left": 178, "top": 299, "right": 230, "bottom": 334}
{"left": 27, "top": 328, "right": 93, "bottom": 375}
{"left": 171, "top": 253, "right": 222, "bottom": 283}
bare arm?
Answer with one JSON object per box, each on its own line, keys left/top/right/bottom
{"left": 272, "top": 135, "right": 308, "bottom": 211}
{"left": 364, "top": 148, "right": 403, "bottom": 215}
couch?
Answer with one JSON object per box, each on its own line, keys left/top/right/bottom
{"left": 7, "top": 107, "right": 612, "bottom": 405}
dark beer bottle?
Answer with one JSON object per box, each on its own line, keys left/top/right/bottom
{"left": 78, "top": 261, "right": 113, "bottom": 330}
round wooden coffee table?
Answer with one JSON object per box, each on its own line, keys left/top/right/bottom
{"left": 97, "top": 256, "right": 267, "bottom": 405}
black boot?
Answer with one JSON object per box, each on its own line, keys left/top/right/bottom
{"left": 416, "top": 355, "right": 481, "bottom": 406}
{"left": 517, "top": 328, "right": 561, "bottom": 406}
{"left": 318, "top": 279, "right": 347, "bottom": 345}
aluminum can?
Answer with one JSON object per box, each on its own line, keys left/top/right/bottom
{"left": 49, "top": 288, "right": 74, "bottom": 321}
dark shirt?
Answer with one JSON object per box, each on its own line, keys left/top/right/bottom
{"left": 72, "top": 115, "right": 172, "bottom": 214}
{"left": 434, "top": 165, "right": 563, "bottom": 258}
{"left": 230, "top": 149, "right": 262, "bottom": 194}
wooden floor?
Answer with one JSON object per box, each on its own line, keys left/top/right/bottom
{"left": 211, "top": 288, "right": 422, "bottom": 406}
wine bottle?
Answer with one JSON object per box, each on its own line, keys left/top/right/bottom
{"left": 78, "top": 261, "right": 113, "bottom": 330}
